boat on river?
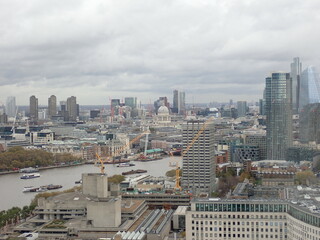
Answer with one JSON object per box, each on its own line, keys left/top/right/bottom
{"left": 116, "top": 162, "right": 135, "bottom": 167}
{"left": 23, "top": 186, "right": 38, "bottom": 192}
{"left": 43, "top": 184, "right": 63, "bottom": 190}
{"left": 122, "top": 169, "right": 147, "bottom": 175}
{"left": 23, "top": 184, "right": 62, "bottom": 193}
{"left": 20, "top": 173, "right": 40, "bottom": 179}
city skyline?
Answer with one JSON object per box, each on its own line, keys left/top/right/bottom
{"left": 1, "top": 1, "right": 320, "bottom": 105}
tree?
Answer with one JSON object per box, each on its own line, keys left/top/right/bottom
{"left": 166, "top": 169, "right": 176, "bottom": 177}
{"left": 296, "top": 171, "right": 318, "bottom": 185}
{"left": 108, "top": 175, "right": 125, "bottom": 184}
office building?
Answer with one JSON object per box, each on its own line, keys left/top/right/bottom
{"left": 245, "top": 134, "right": 267, "bottom": 160}
{"left": 124, "top": 97, "right": 137, "bottom": 109}
{"left": 111, "top": 99, "right": 120, "bottom": 109}
{"left": 237, "top": 101, "right": 247, "bottom": 117}
{"left": 173, "top": 89, "right": 179, "bottom": 113}
{"left": 29, "top": 95, "right": 38, "bottom": 121}
{"left": 48, "top": 95, "right": 57, "bottom": 119}
{"left": 265, "top": 72, "right": 292, "bottom": 160}
{"left": 5, "top": 96, "right": 16, "bottom": 117}
{"left": 90, "top": 109, "right": 100, "bottom": 119}
{"left": 299, "top": 103, "right": 320, "bottom": 144}
{"left": 290, "top": 57, "right": 302, "bottom": 113}
{"left": 232, "top": 145, "right": 260, "bottom": 162}
{"left": 179, "top": 91, "right": 186, "bottom": 115}
{"left": 66, "top": 96, "right": 77, "bottom": 121}
{"left": 299, "top": 66, "right": 320, "bottom": 111}
{"left": 181, "top": 120, "right": 215, "bottom": 195}
{"left": 0, "top": 113, "right": 7, "bottom": 124}
{"left": 186, "top": 196, "right": 320, "bottom": 240}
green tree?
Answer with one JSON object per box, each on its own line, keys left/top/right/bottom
{"left": 296, "top": 171, "right": 318, "bottom": 185}
{"left": 108, "top": 175, "right": 125, "bottom": 184}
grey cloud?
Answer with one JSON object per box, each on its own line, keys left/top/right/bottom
{"left": 0, "top": 0, "right": 319, "bottom": 104}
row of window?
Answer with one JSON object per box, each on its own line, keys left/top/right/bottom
{"left": 192, "top": 213, "right": 286, "bottom": 220}
{"left": 191, "top": 232, "right": 287, "bottom": 239}
{"left": 195, "top": 203, "right": 287, "bottom": 212}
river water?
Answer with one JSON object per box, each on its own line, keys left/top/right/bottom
{"left": 0, "top": 156, "right": 182, "bottom": 211}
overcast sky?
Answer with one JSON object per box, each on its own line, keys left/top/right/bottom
{"left": 0, "top": 0, "right": 320, "bottom": 105}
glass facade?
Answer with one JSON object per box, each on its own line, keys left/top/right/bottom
{"left": 265, "top": 72, "right": 292, "bottom": 160}
{"left": 300, "top": 66, "right": 320, "bottom": 111}
{"left": 288, "top": 205, "right": 320, "bottom": 228}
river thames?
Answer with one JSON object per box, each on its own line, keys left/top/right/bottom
{"left": 0, "top": 156, "right": 182, "bottom": 211}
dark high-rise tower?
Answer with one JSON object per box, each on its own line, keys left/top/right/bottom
{"left": 48, "top": 95, "right": 57, "bottom": 119}
{"left": 265, "top": 72, "right": 292, "bottom": 160}
{"left": 29, "top": 95, "right": 38, "bottom": 121}
{"left": 173, "top": 90, "right": 179, "bottom": 113}
{"left": 290, "top": 57, "right": 302, "bottom": 113}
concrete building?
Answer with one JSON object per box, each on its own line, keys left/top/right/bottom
{"left": 30, "top": 129, "right": 54, "bottom": 145}
{"left": 5, "top": 96, "right": 16, "bottom": 118}
{"left": 14, "top": 173, "right": 173, "bottom": 239}
{"left": 0, "top": 113, "right": 8, "bottom": 124}
{"left": 265, "top": 72, "right": 292, "bottom": 160}
{"left": 66, "top": 96, "right": 77, "bottom": 121}
{"left": 181, "top": 120, "right": 215, "bottom": 195}
{"left": 48, "top": 95, "right": 57, "bottom": 119}
{"left": 179, "top": 91, "right": 186, "bottom": 115}
{"left": 29, "top": 95, "right": 38, "bottom": 121}
{"left": 237, "top": 101, "right": 247, "bottom": 117}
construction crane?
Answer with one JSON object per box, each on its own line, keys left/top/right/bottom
{"left": 99, "top": 130, "right": 149, "bottom": 164}
{"left": 181, "top": 117, "right": 214, "bottom": 157}
{"left": 169, "top": 152, "right": 182, "bottom": 191}
{"left": 95, "top": 153, "right": 105, "bottom": 174}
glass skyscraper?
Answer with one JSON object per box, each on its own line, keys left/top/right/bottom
{"left": 290, "top": 57, "right": 302, "bottom": 113}
{"left": 265, "top": 72, "right": 292, "bottom": 160}
{"left": 5, "top": 96, "right": 16, "bottom": 118}
{"left": 299, "top": 66, "right": 320, "bottom": 111}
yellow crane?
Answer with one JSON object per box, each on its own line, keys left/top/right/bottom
{"left": 181, "top": 117, "right": 214, "bottom": 156}
{"left": 95, "top": 152, "right": 105, "bottom": 174}
{"left": 169, "top": 152, "right": 182, "bottom": 191}
{"left": 171, "top": 117, "right": 214, "bottom": 192}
